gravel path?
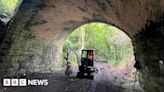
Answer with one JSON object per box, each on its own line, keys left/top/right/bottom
{"left": 0, "top": 62, "right": 143, "bottom": 92}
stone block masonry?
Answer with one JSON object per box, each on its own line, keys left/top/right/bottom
{"left": 133, "top": 15, "right": 164, "bottom": 92}
{"left": 0, "top": 31, "right": 57, "bottom": 78}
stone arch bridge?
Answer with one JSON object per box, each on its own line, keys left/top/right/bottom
{"left": 0, "top": 0, "right": 164, "bottom": 92}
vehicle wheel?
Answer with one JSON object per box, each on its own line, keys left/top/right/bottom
{"left": 77, "top": 72, "right": 84, "bottom": 78}
{"left": 87, "top": 72, "right": 91, "bottom": 76}
{"left": 88, "top": 75, "right": 94, "bottom": 80}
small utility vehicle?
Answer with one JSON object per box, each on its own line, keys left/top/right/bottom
{"left": 77, "top": 50, "right": 98, "bottom": 79}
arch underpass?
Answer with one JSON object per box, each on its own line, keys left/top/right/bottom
{"left": 62, "top": 22, "right": 139, "bottom": 91}
{"left": 0, "top": 0, "right": 164, "bottom": 92}
{"left": 62, "top": 22, "right": 134, "bottom": 68}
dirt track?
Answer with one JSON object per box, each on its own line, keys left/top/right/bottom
{"left": 0, "top": 62, "right": 143, "bottom": 92}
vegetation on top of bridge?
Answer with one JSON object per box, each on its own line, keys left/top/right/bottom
{"left": 62, "top": 23, "right": 134, "bottom": 68}
{"left": 0, "top": 0, "right": 22, "bottom": 23}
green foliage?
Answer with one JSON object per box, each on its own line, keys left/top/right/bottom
{"left": 63, "top": 23, "right": 134, "bottom": 68}
{"left": 0, "top": 0, "right": 22, "bottom": 16}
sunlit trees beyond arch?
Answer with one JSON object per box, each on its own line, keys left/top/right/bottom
{"left": 63, "top": 23, "right": 134, "bottom": 68}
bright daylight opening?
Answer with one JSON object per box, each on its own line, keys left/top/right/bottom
{"left": 62, "top": 23, "right": 141, "bottom": 91}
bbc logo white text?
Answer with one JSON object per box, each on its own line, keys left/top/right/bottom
{"left": 3, "top": 79, "right": 48, "bottom": 87}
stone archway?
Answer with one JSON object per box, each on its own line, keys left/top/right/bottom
{"left": 0, "top": 0, "right": 164, "bottom": 92}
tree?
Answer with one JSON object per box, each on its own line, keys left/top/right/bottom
{"left": 62, "top": 23, "right": 133, "bottom": 68}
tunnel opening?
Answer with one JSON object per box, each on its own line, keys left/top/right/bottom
{"left": 62, "top": 22, "right": 134, "bottom": 68}
{"left": 62, "top": 22, "right": 143, "bottom": 91}
{"left": 0, "top": 0, "right": 163, "bottom": 91}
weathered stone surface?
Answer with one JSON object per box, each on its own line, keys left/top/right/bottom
{"left": 0, "top": 32, "right": 57, "bottom": 77}
{"left": 133, "top": 15, "right": 164, "bottom": 92}
{"left": 0, "top": 0, "right": 57, "bottom": 78}
{"left": 0, "top": 0, "right": 164, "bottom": 92}
{"left": 24, "top": 0, "right": 163, "bottom": 39}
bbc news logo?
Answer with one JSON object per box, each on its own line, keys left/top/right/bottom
{"left": 3, "top": 79, "right": 48, "bottom": 87}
